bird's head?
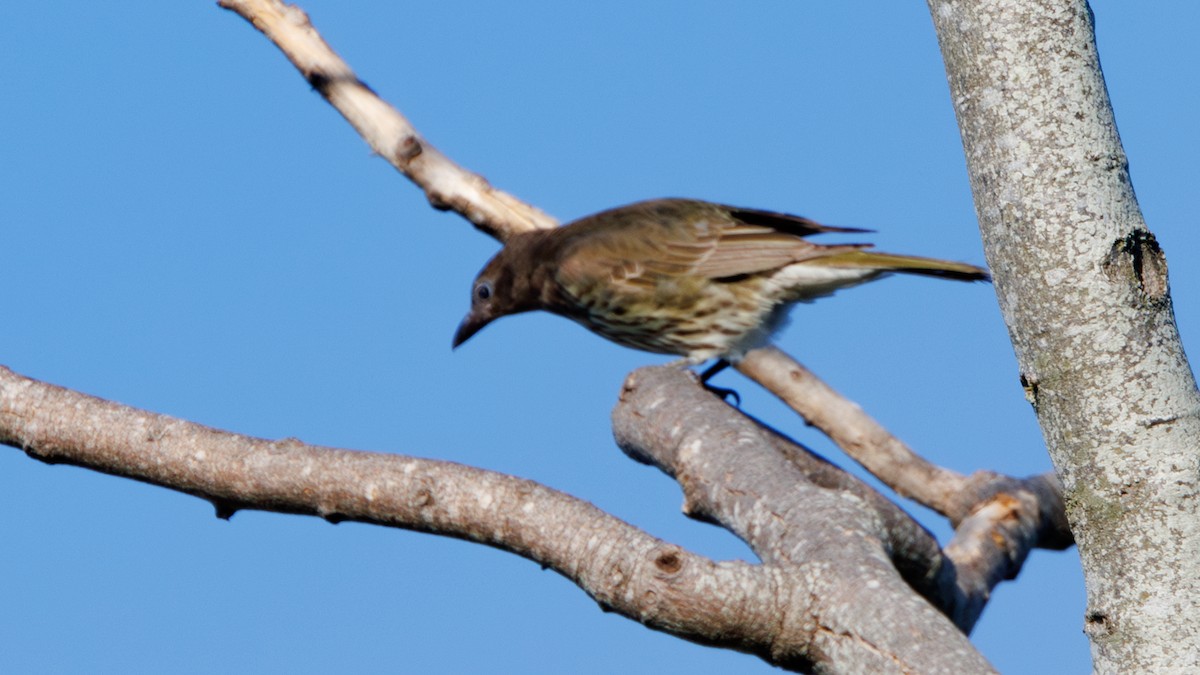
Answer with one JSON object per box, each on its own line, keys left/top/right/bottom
{"left": 453, "top": 235, "right": 544, "bottom": 349}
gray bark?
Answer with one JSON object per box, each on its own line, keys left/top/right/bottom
{"left": 612, "top": 366, "right": 995, "bottom": 673}
{"left": 928, "top": 1, "right": 1200, "bottom": 671}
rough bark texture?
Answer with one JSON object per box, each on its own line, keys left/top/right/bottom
{"left": 613, "top": 367, "right": 995, "bottom": 674}
{"left": 737, "top": 346, "right": 1072, "bottom": 632}
{"left": 1, "top": 359, "right": 1008, "bottom": 673}
{"left": 928, "top": 1, "right": 1200, "bottom": 670}
{"left": 0, "top": 366, "right": 806, "bottom": 665}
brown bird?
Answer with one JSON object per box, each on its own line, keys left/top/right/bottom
{"left": 453, "top": 198, "right": 988, "bottom": 376}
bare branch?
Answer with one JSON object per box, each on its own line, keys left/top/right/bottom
{"left": 218, "top": 0, "right": 556, "bottom": 240}
{"left": 738, "top": 347, "right": 1069, "bottom": 533}
{"left": 0, "top": 365, "right": 824, "bottom": 667}
{"left": 736, "top": 346, "right": 969, "bottom": 515}
{"left": 941, "top": 470, "right": 1071, "bottom": 629}
{"left": 623, "top": 361, "right": 1071, "bottom": 634}
{"left": 612, "top": 365, "right": 997, "bottom": 673}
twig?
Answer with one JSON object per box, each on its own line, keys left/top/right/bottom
{"left": 218, "top": 0, "right": 556, "bottom": 241}
{"left": 736, "top": 345, "right": 969, "bottom": 514}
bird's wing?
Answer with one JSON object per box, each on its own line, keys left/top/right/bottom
{"left": 683, "top": 207, "right": 872, "bottom": 280}
{"left": 556, "top": 200, "right": 870, "bottom": 289}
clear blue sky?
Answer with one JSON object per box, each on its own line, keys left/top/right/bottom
{"left": 2, "top": 2, "right": 1196, "bottom": 673}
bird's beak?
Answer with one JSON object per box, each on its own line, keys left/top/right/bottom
{"left": 452, "top": 311, "right": 490, "bottom": 349}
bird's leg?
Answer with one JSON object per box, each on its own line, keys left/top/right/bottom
{"left": 698, "top": 359, "right": 731, "bottom": 383}
{"left": 697, "top": 359, "right": 740, "bottom": 406}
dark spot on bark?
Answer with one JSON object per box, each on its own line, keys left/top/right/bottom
{"left": 1020, "top": 372, "right": 1039, "bottom": 410}
{"left": 655, "top": 549, "right": 683, "bottom": 574}
{"left": 306, "top": 70, "right": 378, "bottom": 98}
{"left": 1103, "top": 230, "right": 1170, "bottom": 304}
{"left": 414, "top": 488, "right": 435, "bottom": 508}
{"left": 1084, "top": 610, "right": 1113, "bottom": 638}
{"left": 24, "top": 445, "right": 60, "bottom": 465}
{"left": 395, "top": 135, "right": 423, "bottom": 163}
{"left": 306, "top": 70, "right": 331, "bottom": 93}
{"left": 1087, "top": 152, "right": 1127, "bottom": 173}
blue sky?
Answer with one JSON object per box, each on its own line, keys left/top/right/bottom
{"left": 2, "top": 2, "right": 1196, "bottom": 673}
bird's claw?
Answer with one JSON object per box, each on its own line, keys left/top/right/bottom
{"left": 694, "top": 358, "right": 739, "bottom": 404}
{"left": 703, "top": 383, "right": 741, "bottom": 406}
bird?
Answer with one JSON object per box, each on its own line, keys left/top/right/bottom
{"left": 453, "top": 198, "right": 989, "bottom": 379}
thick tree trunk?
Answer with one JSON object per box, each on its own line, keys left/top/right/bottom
{"left": 929, "top": 1, "right": 1200, "bottom": 671}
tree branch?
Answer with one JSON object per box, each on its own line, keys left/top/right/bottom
{"left": 737, "top": 346, "right": 970, "bottom": 514}
{"left": 0, "top": 365, "right": 826, "bottom": 668}
{"left": 218, "top": 0, "right": 556, "bottom": 241}
{"left": 736, "top": 346, "right": 1071, "bottom": 631}
{"left": 613, "top": 365, "right": 996, "bottom": 672}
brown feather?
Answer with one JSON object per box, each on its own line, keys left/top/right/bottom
{"left": 556, "top": 198, "right": 872, "bottom": 285}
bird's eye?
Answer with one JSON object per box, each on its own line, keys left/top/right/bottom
{"left": 475, "top": 281, "right": 493, "bottom": 302}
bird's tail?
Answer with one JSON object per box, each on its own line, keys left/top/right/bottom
{"left": 813, "top": 249, "right": 990, "bottom": 282}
